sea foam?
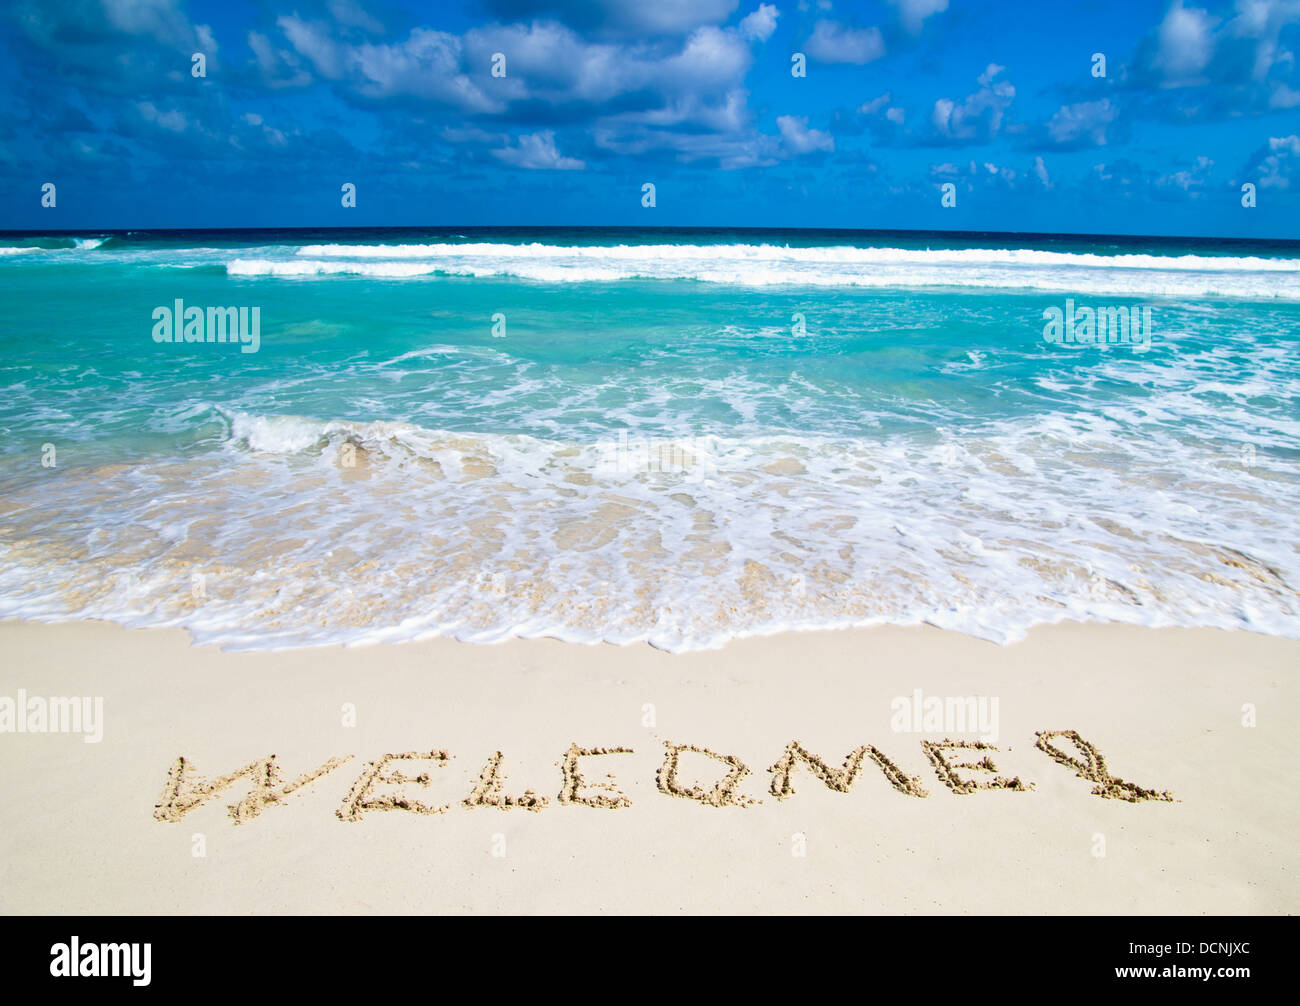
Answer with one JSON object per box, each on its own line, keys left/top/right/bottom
{"left": 217, "top": 242, "right": 1300, "bottom": 299}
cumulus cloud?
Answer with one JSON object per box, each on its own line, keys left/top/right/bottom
{"left": 327, "top": 0, "right": 384, "bottom": 34}
{"left": 1033, "top": 154, "right": 1051, "bottom": 187}
{"left": 241, "top": 111, "right": 288, "bottom": 146}
{"left": 262, "top": 11, "right": 789, "bottom": 167}
{"left": 1226, "top": 0, "right": 1300, "bottom": 83}
{"left": 888, "top": 0, "right": 949, "bottom": 35}
{"left": 1046, "top": 98, "right": 1118, "bottom": 147}
{"left": 277, "top": 15, "right": 348, "bottom": 79}
{"left": 136, "top": 101, "right": 187, "bottom": 133}
{"left": 9, "top": 0, "right": 218, "bottom": 94}
{"left": 1082, "top": 154, "right": 1226, "bottom": 203}
{"left": 1244, "top": 133, "right": 1300, "bottom": 189}
{"left": 99, "top": 0, "right": 208, "bottom": 49}
{"left": 858, "top": 92, "right": 905, "bottom": 129}
{"left": 1156, "top": 154, "right": 1214, "bottom": 193}
{"left": 1270, "top": 84, "right": 1300, "bottom": 108}
{"left": 858, "top": 93, "right": 891, "bottom": 115}
{"left": 482, "top": 0, "right": 741, "bottom": 37}
{"left": 1127, "top": 0, "right": 1300, "bottom": 119}
{"left": 275, "top": 16, "right": 762, "bottom": 125}
{"left": 805, "top": 19, "right": 885, "bottom": 64}
{"left": 1151, "top": 2, "right": 1217, "bottom": 81}
{"left": 492, "top": 130, "right": 586, "bottom": 169}
{"left": 930, "top": 64, "right": 1015, "bottom": 142}
{"left": 777, "top": 114, "right": 834, "bottom": 153}
{"left": 333, "top": 25, "right": 502, "bottom": 111}
{"left": 930, "top": 158, "right": 1016, "bottom": 188}
{"left": 592, "top": 125, "right": 780, "bottom": 168}
{"left": 738, "top": 4, "right": 780, "bottom": 41}
{"left": 248, "top": 30, "right": 313, "bottom": 88}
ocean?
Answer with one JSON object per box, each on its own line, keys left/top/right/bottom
{"left": 1, "top": 226, "right": 1298, "bottom": 650}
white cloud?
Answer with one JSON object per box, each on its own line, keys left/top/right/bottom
{"left": 612, "top": 89, "right": 750, "bottom": 132}
{"left": 1136, "top": 0, "right": 1300, "bottom": 115}
{"left": 629, "top": 0, "right": 741, "bottom": 34}
{"left": 280, "top": 19, "right": 503, "bottom": 112}
{"left": 857, "top": 92, "right": 891, "bottom": 115}
{"left": 195, "top": 24, "right": 217, "bottom": 54}
{"left": 931, "top": 64, "right": 1015, "bottom": 141}
{"left": 492, "top": 131, "right": 586, "bottom": 169}
{"left": 859, "top": 92, "right": 905, "bottom": 125}
{"left": 658, "top": 25, "right": 755, "bottom": 91}
{"left": 327, "top": 0, "right": 385, "bottom": 34}
{"left": 931, "top": 159, "right": 1016, "bottom": 185}
{"left": 1047, "top": 98, "right": 1118, "bottom": 146}
{"left": 1033, "top": 155, "right": 1051, "bottom": 187}
{"left": 271, "top": 14, "right": 775, "bottom": 148}
{"left": 262, "top": 5, "right": 817, "bottom": 168}
{"left": 1270, "top": 83, "right": 1300, "bottom": 108}
{"left": 593, "top": 125, "right": 780, "bottom": 169}
{"left": 240, "top": 112, "right": 287, "bottom": 147}
{"left": 777, "top": 114, "right": 834, "bottom": 153}
{"left": 1252, "top": 133, "right": 1300, "bottom": 188}
{"left": 278, "top": 16, "right": 348, "bottom": 79}
{"left": 1152, "top": 2, "right": 1216, "bottom": 80}
{"left": 136, "top": 101, "right": 187, "bottom": 132}
{"left": 534, "top": 0, "right": 742, "bottom": 36}
{"left": 1225, "top": 0, "right": 1300, "bottom": 82}
{"left": 888, "top": 0, "right": 948, "bottom": 35}
{"left": 101, "top": 0, "right": 201, "bottom": 48}
{"left": 739, "top": 4, "right": 780, "bottom": 41}
{"left": 1157, "top": 155, "right": 1214, "bottom": 193}
{"left": 248, "top": 30, "right": 313, "bottom": 88}
{"left": 805, "top": 19, "right": 885, "bottom": 64}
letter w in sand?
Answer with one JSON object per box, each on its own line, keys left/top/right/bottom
{"left": 154, "top": 754, "right": 352, "bottom": 825}
{"left": 768, "top": 741, "right": 930, "bottom": 800}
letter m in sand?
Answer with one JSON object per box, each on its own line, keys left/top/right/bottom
{"left": 154, "top": 754, "right": 351, "bottom": 825}
{"left": 768, "top": 741, "right": 929, "bottom": 799}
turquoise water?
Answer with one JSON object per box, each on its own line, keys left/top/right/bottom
{"left": 1, "top": 228, "right": 1298, "bottom": 649}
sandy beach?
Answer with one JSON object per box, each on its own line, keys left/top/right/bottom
{"left": 1, "top": 617, "right": 1295, "bottom": 915}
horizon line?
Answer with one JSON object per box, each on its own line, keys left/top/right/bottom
{"left": 2, "top": 224, "right": 1298, "bottom": 246}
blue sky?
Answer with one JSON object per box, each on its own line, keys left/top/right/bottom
{"left": 2, "top": 0, "right": 1298, "bottom": 237}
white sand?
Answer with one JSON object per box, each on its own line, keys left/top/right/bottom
{"left": 0, "top": 618, "right": 1295, "bottom": 914}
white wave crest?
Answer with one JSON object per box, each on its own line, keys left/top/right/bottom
{"left": 295, "top": 241, "right": 1300, "bottom": 272}
{"left": 224, "top": 242, "right": 1300, "bottom": 299}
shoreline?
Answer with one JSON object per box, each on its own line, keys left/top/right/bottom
{"left": 1, "top": 617, "right": 1296, "bottom": 914}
